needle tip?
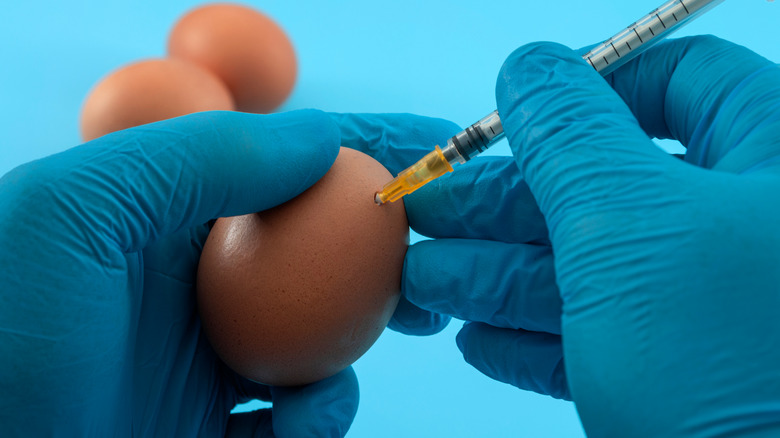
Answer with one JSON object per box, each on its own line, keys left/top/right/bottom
{"left": 374, "top": 192, "right": 384, "bottom": 205}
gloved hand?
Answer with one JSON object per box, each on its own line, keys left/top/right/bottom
{"left": 403, "top": 35, "right": 780, "bottom": 437}
{"left": 0, "top": 109, "right": 457, "bottom": 437}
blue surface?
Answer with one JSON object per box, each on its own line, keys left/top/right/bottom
{"left": 1, "top": 1, "right": 776, "bottom": 436}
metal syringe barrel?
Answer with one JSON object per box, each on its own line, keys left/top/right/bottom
{"left": 439, "top": 0, "right": 724, "bottom": 166}
{"left": 585, "top": 0, "right": 726, "bottom": 75}
{"left": 441, "top": 110, "right": 505, "bottom": 165}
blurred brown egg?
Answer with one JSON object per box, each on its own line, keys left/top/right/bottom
{"left": 168, "top": 3, "right": 297, "bottom": 113}
{"left": 197, "top": 147, "right": 408, "bottom": 386}
{"left": 80, "top": 58, "right": 235, "bottom": 141}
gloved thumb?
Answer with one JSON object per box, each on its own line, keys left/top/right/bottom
{"left": 9, "top": 110, "right": 340, "bottom": 253}
{"left": 496, "top": 42, "right": 676, "bottom": 228}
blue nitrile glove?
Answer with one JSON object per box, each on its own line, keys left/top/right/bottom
{"left": 404, "top": 35, "right": 780, "bottom": 437}
{"left": 0, "top": 109, "right": 404, "bottom": 437}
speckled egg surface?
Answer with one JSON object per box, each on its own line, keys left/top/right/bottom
{"left": 197, "top": 147, "right": 408, "bottom": 386}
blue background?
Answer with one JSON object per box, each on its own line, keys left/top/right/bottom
{"left": 1, "top": 1, "right": 776, "bottom": 436}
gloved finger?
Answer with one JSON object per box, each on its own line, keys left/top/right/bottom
{"left": 457, "top": 322, "right": 570, "bottom": 400}
{"left": 10, "top": 110, "right": 339, "bottom": 254}
{"left": 234, "top": 377, "right": 273, "bottom": 404}
{"left": 404, "top": 238, "right": 561, "bottom": 335}
{"left": 269, "top": 366, "right": 359, "bottom": 438}
{"left": 230, "top": 366, "right": 359, "bottom": 437}
{"left": 405, "top": 156, "right": 548, "bottom": 244}
{"left": 225, "top": 409, "right": 273, "bottom": 437}
{"left": 328, "top": 113, "right": 461, "bottom": 175}
{"left": 496, "top": 42, "right": 678, "bottom": 228}
{"left": 604, "top": 36, "right": 780, "bottom": 172}
{"left": 386, "top": 295, "right": 451, "bottom": 336}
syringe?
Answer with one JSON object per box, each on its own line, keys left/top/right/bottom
{"left": 374, "top": 0, "right": 726, "bottom": 205}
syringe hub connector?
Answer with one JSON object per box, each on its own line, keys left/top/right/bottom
{"left": 374, "top": 145, "right": 454, "bottom": 205}
{"left": 445, "top": 110, "right": 505, "bottom": 163}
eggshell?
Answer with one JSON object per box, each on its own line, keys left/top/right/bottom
{"left": 167, "top": 3, "right": 297, "bottom": 113}
{"left": 80, "top": 58, "right": 235, "bottom": 141}
{"left": 197, "top": 147, "right": 408, "bottom": 386}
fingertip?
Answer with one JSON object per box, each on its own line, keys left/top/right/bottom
{"left": 404, "top": 156, "right": 548, "bottom": 243}
{"left": 327, "top": 113, "right": 461, "bottom": 175}
{"left": 140, "top": 109, "right": 341, "bottom": 211}
{"left": 258, "top": 109, "right": 341, "bottom": 176}
{"left": 497, "top": 42, "right": 603, "bottom": 136}
{"left": 456, "top": 323, "right": 571, "bottom": 400}
{"left": 207, "top": 109, "right": 340, "bottom": 214}
{"left": 226, "top": 409, "right": 274, "bottom": 437}
{"left": 455, "top": 321, "right": 473, "bottom": 353}
{"left": 387, "top": 295, "right": 451, "bottom": 336}
{"left": 455, "top": 321, "right": 495, "bottom": 373}
{"left": 270, "top": 366, "right": 359, "bottom": 438}
{"left": 497, "top": 42, "right": 586, "bottom": 110}
{"left": 494, "top": 39, "right": 672, "bottom": 223}
{"left": 500, "top": 41, "right": 577, "bottom": 70}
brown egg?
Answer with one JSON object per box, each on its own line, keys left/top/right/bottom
{"left": 167, "top": 3, "right": 297, "bottom": 113}
{"left": 80, "top": 58, "right": 235, "bottom": 141}
{"left": 197, "top": 147, "right": 408, "bottom": 386}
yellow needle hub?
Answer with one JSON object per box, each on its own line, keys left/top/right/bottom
{"left": 374, "top": 145, "right": 453, "bottom": 205}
